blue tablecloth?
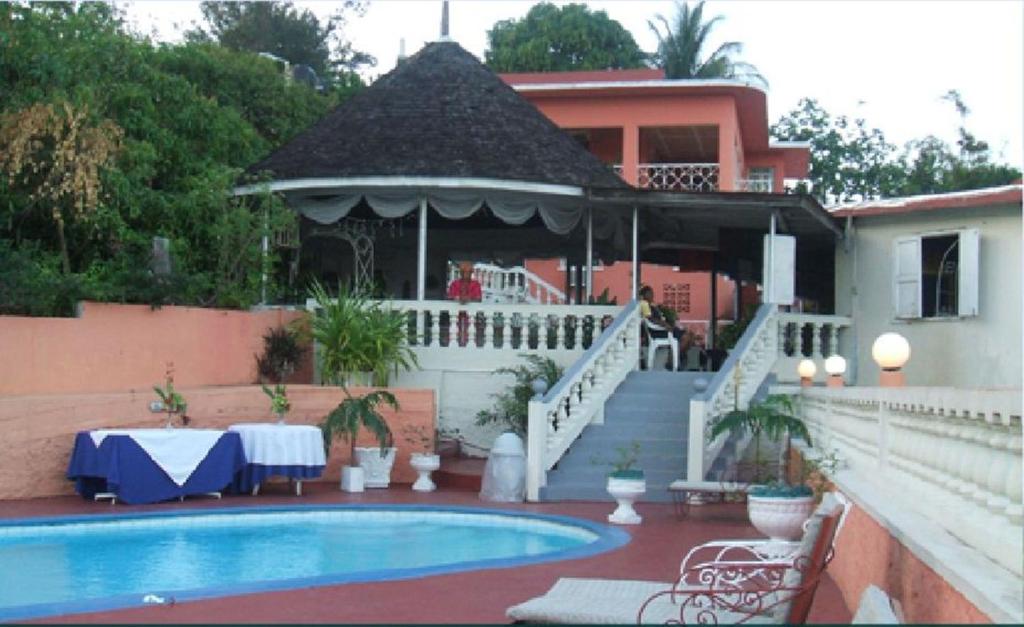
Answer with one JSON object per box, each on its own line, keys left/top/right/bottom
{"left": 227, "top": 423, "right": 326, "bottom": 493}
{"left": 67, "top": 431, "right": 246, "bottom": 505}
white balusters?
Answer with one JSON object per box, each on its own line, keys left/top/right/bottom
{"left": 800, "top": 386, "right": 1023, "bottom": 577}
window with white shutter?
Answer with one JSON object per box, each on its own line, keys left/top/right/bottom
{"left": 892, "top": 230, "right": 980, "bottom": 319}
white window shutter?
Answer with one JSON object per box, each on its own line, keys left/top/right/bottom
{"left": 958, "top": 228, "right": 980, "bottom": 316}
{"left": 893, "top": 236, "right": 922, "bottom": 319}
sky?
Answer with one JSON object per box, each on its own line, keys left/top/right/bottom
{"left": 123, "top": 0, "right": 1024, "bottom": 170}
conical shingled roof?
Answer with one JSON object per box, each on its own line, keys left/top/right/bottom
{"left": 248, "top": 42, "right": 628, "bottom": 190}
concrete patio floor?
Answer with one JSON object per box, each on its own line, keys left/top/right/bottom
{"left": 1, "top": 483, "right": 851, "bottom": 624}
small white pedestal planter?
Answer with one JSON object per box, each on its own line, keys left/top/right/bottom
{"left": 747, "top": 494, "right": 815, "bottom": 541}
{"left": 410, "top": 453, "right": 441, "bottom": 492}
{"left": 606, "top": 476, "right": 646, "bottom": 525}
{"left": 354, "top": 447, "right": 397, "bottom": 488}
{"left": 340, "top": 466, "right": 365, "bottom": 492}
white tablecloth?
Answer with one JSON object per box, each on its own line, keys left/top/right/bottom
{"left": 227, "top": 423, "right": 326, "bottom": 467}
{"left": 89, "top": 428, "right": 225, "bottom": 486}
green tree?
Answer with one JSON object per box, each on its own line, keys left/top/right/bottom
{"left": 0, "top": 3, "right": 331, "bottom": 314}
{"left": 485, "top": 3, "right": 647, "bottom": 72}
{"left": 648, "top": 1, "right": 766, "bottom": 86}
{"left": 770, "top": 98, "right": 900, "bottom": 203}
{"left": 186, "top": 1, "right": 373, "bottom": 82}
{"left": 772, "top": 95, "right": 1021, "bottom": 203}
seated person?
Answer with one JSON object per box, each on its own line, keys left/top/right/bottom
{"left": 639, "top": 286, "right": 685, "bottom": 369}
{"left": 447, "top": 261, "right": 482, "bottom": 345}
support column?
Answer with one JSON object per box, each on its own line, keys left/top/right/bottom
{"left": 622, "top": 125, "right": 640, "bottom": 186}
{"left": 417, "top": 199, "right": 427, "bottom": 300}
{"left": 710, "top": 252, "right": 718, "bottom": 356}
{"left": 766, "top": 211, "right": 776, "bottom": 303}
{"left": 585, "top": 207, "right": 594, "bottom": 303}
{"left": 631, "top": 206, "right": 639, "bottom": 298}
{"left": 260, "top": 208, "right": 269, "bottom": 305}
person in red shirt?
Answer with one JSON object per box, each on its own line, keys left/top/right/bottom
{"left": 447, "top": 261, "right": 482, "bottom": 303}
{"left": 447, "top": 261, "right": 482, "bottom": 345}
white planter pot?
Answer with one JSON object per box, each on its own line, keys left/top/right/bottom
{"left": 340, "top": 466, "right": 365, "bottom": 492}
{"left": 747, "top": 494, "right": 816, "bottom": 541}
{"left": 606, "top": 476, "right": 646, "bottom": 525}
{"left": 410, "top": 453, "right": 441, "bottom": 492}
{"left": 354, "top": 447, "right": 397, "bottom": 488}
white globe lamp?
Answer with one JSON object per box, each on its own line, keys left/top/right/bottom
{"left": 824, "top": 354, "right": 847, "bottom": 388}
{"left": 871, "top": 332, "right": 910, "bottom": 387}
{"left": 797, "top": 358, "right": 817, "bottom": 387}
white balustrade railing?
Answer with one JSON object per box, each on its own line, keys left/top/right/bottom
{"left": 526, "top": 301, "right": 641, "bottom": 500}
{"left": 774, "top": 313, "right": 854, "bottom": 383}
{"left": 447, "top": 262, "right": 567, "bottom": 305}
{"left": 637, "top": 162, "right": 720, "bottom": 192}
{"left": 800, "top": 386, "right": 1023, "bottom": 577}
{"left": 393, "top": 300, "right": 618, "bottom": 354}
{"left": 736, "top": 178, "right": 774, "bottom": 193}
{"left": 688, "top": 304, "right": 779, "bottom": 482}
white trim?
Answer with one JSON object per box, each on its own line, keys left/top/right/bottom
{"left": 769, "top": 140, "right": 811, "bottom": 149}
{"left": 828, "top": 183, "right": 1023, "bottom": 213}
{"left": 233, "top": 176, "right": 586, "bottom": 198}
{"left": 511, "top": 78, "right": 767, "bottom": 96}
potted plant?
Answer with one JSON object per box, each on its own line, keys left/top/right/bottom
{"left": 475, "top": 354, "right": 563, "bottom": 437}
{"left": 153, "top": 363, "right": 189, "bottom": 428}
{"left": 308, "top": 281, "right": 417, "bottom": 387}
{"left": 709, "top": 393, "right": 814, "bottom": 541}
{"left": 262, "top": 383, "right": 290, "bottom": 424}
{"left": 255, "top": 324, "right": 307, "bottom": 384}
{"left": 320, "top": 388, "right": 398, "bottom": 492}
{"left": 403, "top": 423, "right": 440, "bottom": 492}
{"left": 604, "top": 442, "right": 645, "bottom": 525}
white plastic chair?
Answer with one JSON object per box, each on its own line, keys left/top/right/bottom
{"left": 643, "top": 319, "right": 678, "bottom": 371}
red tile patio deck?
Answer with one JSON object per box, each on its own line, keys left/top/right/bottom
{"left": 1, "top": 484, "right": 851, "bottom": 624}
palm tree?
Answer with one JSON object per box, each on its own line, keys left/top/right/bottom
{"left": 648, "top": 1, "right": 767, "bottom": 87}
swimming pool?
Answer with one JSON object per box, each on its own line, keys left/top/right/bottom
{"left": 0, "top": 504, "right": 628, "bottom": 621}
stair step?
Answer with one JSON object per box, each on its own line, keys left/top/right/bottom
{"left": 553, "top": 450, "right": 688, "bottom": 472}
{"left": 540, "top": 483, "right": 677, "bottom": 503}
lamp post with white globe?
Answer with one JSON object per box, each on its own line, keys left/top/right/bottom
{"left": 872, "top": 332, "right": 911, "bottom": 387}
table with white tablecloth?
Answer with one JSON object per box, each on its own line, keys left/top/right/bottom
{"left": 228, "top": 423, "right": 326, "bottom": 495}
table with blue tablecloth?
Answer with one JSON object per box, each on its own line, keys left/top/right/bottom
{"left": 228, "top": 423, "right": 326, "bottom": 495}
{"left": 67, "top": 429, "right": 246, "bottom": 505}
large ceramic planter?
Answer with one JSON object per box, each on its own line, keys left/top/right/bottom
{"left": 410, "top": 453, "right": 441, "bottom": 492}
{"left": 354, "top": 447, "right": 397, "bottom": 488}
{"left": 606, "top": 476, "right": 646, "bottom": 525}
{"left": 747, "top": 494, "right": 815, "bottom": 541}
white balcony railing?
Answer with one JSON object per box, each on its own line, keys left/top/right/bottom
{"left": 638, "top": 163, "right": 720, "bottom": 192}
{"left": 799, "top": 386, "right": 1023, "bottom": 577}
{"left": 447, "top": 262, "right": 566, "bottom": 305}
{"left": 774, "top": 313, "right": 854, "bottom": 383}
{"left": 736, "top": 178, "right": 774, "bottom": 193}
{"left": 526, "top": 301, "right": 640, "bottom": 500}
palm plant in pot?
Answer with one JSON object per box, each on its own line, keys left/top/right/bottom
{"left": 320, "top": 388, "right": 398, "bottom": 492}
{"left": 709, "top": 392, "right": 814, "bottom": 542}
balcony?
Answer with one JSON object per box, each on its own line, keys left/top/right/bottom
{"left": 612, "top": 163, "right": 721, "bottom": 192}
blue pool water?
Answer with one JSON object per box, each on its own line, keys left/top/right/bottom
{"left": 0, "top": 505, "right": 628, "bottom": 620}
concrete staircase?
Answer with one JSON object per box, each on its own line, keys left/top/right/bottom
{"left": 540, "top": 370, "right": 704, "bottom": 503}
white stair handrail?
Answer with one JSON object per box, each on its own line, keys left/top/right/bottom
{"left": 448, "top": 262, "right": 567, "bottom": 305}
{"left": 526, "top": 300, "right": 640, "bottom": 501}
{"left": 688, "top": 304, "right": 779, "bottom": 482}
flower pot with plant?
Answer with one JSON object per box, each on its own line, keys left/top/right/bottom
{"left": 604, "top": 442, "right": 645, "bottom": 525}
{"left": 709, "top": 392, "right": 815, "bottom": 541}
{"left": 320, "top": 388, "right": 398, "bottom": 492}
{"left": 262, "top": 383, "right": 290, "bottom": 425}
{"left": 255, "top": 324, "right": 307, "bottom": 384}
{"left": 153, "top": 363, "right": 189, "bottom": 429}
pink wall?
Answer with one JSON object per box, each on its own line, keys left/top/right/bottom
{"left": 0, "top": 385, "right": 435, "bottom": 500}
{"left": 746, "top": 152, "right": 787, "bottom": 192}
{"left": 0, "top": 302, "right": 312, "bottom": 396}
{"left": 787, "top": 450, "right": 991, "bottom": 623}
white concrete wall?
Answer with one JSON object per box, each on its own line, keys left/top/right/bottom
{"left": 391, "top": 349, "right": 583, "bottom": 454}
{"left": 835, "top": 203, "right": 1021, "bottom": 387}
